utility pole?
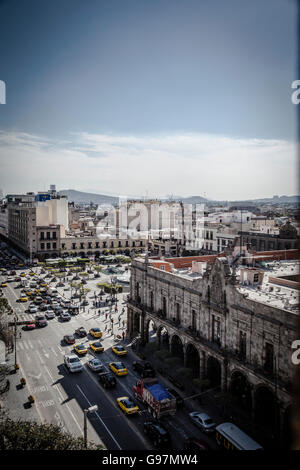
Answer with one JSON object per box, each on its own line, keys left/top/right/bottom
{"left": 14, "top": 314, "right": 18, "bottom": 368}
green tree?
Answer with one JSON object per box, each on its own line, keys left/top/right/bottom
{"left": 0, "top": 410, "right": 103, "bottom": 450}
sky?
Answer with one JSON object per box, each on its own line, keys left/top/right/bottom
{"left": 0, "top": 0, "right": 298, "bottom": 200}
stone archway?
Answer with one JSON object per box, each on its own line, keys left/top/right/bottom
{"left": 254, "top": 386, "right": 278, "bottom": 431}
{"left": 186, "top": 343, "right": 200, "bottom": 378}
{"left": 230, "top": 370, "right": 252, "bottom": 411}
{"left": 206, "top": 356, "right": 221, "bottom": 387}
{"left": 145, "top": 318, "right": 157, "bottom": 343}
{"left": 170, "top": 335, "right": 184, "bottom": 365}
{"left": 157, "top": 325, "right": 169, "bottom": 350}
{"left": 133, "top": 312, "right": 140, "bottom": 335}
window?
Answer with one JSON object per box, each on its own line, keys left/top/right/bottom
{"left": 62, "top": 243, "right": 65, "bottom": 249}
{"left": 162, "top": 297, "right": 167, "bottom": 315}
{"left": 103, "top": 241, "right": 107, "bottom": 248}
{"left": 41, "top": 232, "right": 44, "bottom": 240}
{"left": 88, "top": 242, "right": 92, "bottom": 249}
{"left": 264, "top": 343, "right": 274, "bottom": 374}
{"left": 53, "top": 242, "right": 57, "bottom": 249}
{"left": 150, "top": 291, "right": 154, "bottom": 310}
{"left": 140, "top": 241, "right": 143, "bottom": 246}
{"left": 95, "top": 242, "right": 99, "bottom": 248}
{"left": 72, "top": 243, "right": 76, "bottom": 250}
{"left": 160, "top": 265, "right": 165, "bottom": 270}
{"left": 132, "top": 241, "right": 135, "bottom": 247}
{"left": 239, "top": 331, "right": 246, "bottom": 360}
{"left": 46, "top": 242, "right": 51, "bottom": 250}
{"left": 125, "top": 240, "right": 129, "bottom": 247}
{"left": 253, "top": 273, "right": 259, "bottom": 283}
{"left": 110, "top": 241, "right": 114, "bottom": 248}
{"left": 192, "top": 310, "right": 196, "bottom": 330}
{"left": 118, "top": 241, "right": 122, "bottom": 247}
{"left": 47, "top": 232, "right": 50, "bottom": 239}
{"left": 80, "top": 243, "right": 84, "bottom": 249}
{"left": 176, "top": 303, "right": 180, "bottom": 323}
{"left": 53, "top": 232, "right": 56, "bottom": 239}
{"left": 212, "top": 315, "right": 221, "bottom": 345}
{"left": 41, "top": 243, "right": 45, "bottom": 250}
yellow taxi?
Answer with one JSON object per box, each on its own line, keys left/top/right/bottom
{"left": 34, "top": 289, "right": 40, "bottom": 294}
{"left": 89, "top": 328, "right": 103, "bottom": 338}
{"left": 20, "top": 273, "right": 26, "bottom": 277}
{"left": 18, "top": 263, "right": 24, "bottom": 267}
{"left": 112, "top": 345, "right": 127, "bottom": 356}
{"left": 109, "top": 361, "right": 128, "bottom": 377}
{"left": 74, "top": 343, "right": 88, "bottom": 355}
{"left": 29, "top": 272, "right": 35, "bottom": 277}
{"left": 1, "top": 283, "right": 7, "bottom": 288}
{"left": 19, "top": 296, "right": 28, "bottom": 302}
{"left": 40, "top": 283, "right": 47, "bottom": 287}
{"left": 89, "top": 341, "right": 104, "bottom": 353}
{"left": 116, "top": 396, "right": 139, "bottom": 415}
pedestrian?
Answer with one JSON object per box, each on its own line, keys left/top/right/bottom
{"left": 98, "top": 310, "right": 101, "bottom": 315}
{"left": 105, "top": 312, "right": 107, "bottom": 320}
{"left": 122, "top": 331, "right": 125, "bottom": 340}
{"left": 122, "top": 320, "right": 125, "bottom": 328}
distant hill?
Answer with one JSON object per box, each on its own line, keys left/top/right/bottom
{"left": 58, "top": 189, "right": 118, "bottom": 205}
{"left": 59, "top": 190, "right": 300, "bottom": 206}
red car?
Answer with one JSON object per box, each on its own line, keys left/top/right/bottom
{"left": 25, "top": 323, "right": 36, "bottom": 330}
{"left": 64, "top": 334, "right": 75, "bottom": 345}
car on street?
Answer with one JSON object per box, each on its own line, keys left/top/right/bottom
{"left": 89, "top": 328, "right": 102, "bottom": 338}
{"left": 183, "top": 437, "right": 211, "bottom": 451}
{"left": 45, "top": 310, "right": 55, "bottom": 319}
{"left": 166, "top": 388, "right": 184, "bottom": 408}
{"left": 1, "top": 283, "right": 7, "bottom": 287}
{"left": 89, "top": 341, "right": 104, "bottom": 353}
{"left": 117, "top": 396, "right": 139, "bottom": 415}
{"left": 189, "top": 412, "right": 216, "bottom": 433}
{"left": 35, "top": 315, "right": 48, "bottom": 327}
{"left": 112, "top": 345, "right": 127, "bottom": 356}
{"left": 60, "top": 312, "right": 71, "bottom": 322}
{"left": 109, "top": 361, "right": 128, "bottom": 376}
{"left": 19, "top": 296, "right": 28, "bottom": 302}
{"left": 98, "top": 371, "right": 116, "bottom": 388}
{"left": 64, "top": 334, "right": 76, "bottom": 345}
{"left": 74, "top": 343, "right": 88, "bottom": 355}
{"left": 75, "top": 327, "right": 87, "bottom": 337}
{"left": 143, "top": 421, "right": 171, "bottom": 447}
{"left": 87, "top": 358, "right": 105, "bottom": 372}
{"left": 132, "top": 361, "right": 156, "bottom": 378}
{"left": 28, "top": 305, "right": 38, "bottom": 314}
{"left": 64, "top": 354, "right": 83, "bottom": 373}
{"left": 25, "top": 323, "right": 36, "bottom": 330}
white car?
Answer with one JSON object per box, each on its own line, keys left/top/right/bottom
{"left": 45, "top": 310, "right": 55, "bottom": 319}
{"left": 28, "top": 306, "right": 38, "bottom": 313}
{"left": 189, "top": 412, "right": 216, "bottom": 433}
{"left": 87, "top": 358, "right": 105, "bottom": 372}
{"left": 64, "top": 354, "right": 83, "bottom": 373}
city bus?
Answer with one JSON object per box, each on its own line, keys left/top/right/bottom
{"left": 215, "top": 422, "right": 263, "bottom": 450}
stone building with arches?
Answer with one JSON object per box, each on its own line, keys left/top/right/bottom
{"left": 127, "top": 248, "right": 299, "bottom": 446}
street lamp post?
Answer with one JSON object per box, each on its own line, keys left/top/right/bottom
{"left": 83, "top": 405, "right": 98, "bottom": 448}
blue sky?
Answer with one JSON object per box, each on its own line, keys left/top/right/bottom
{"left": 0, "top": 0, "right": 298, "bottom": 199}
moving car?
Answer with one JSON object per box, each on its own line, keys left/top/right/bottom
{"left": 64, "top": 354, "right": 83, "bottom": 373}
{"left": 89, "top": 328, "right": 103, "bottom": 338}
{"left": 143, "top": 421, "right": 171, "bottom": 447}
{"left": 189, "top": 412, "right": 216, "bottom": 433}
{"left": 89, "top": 341, "right": 104, "bottom": 353}
{"left": 28, "top": 305, "right": 38, "bottom": 314}
{"left": 132, "top": 361, "right": 156, "bottom": 378}
{"left": 109, "top": 362, "right": 128, "bottom": 376}
{"left": 64, "top": 334, "right": 75, "bottom": 345}
{"left": 25, "top": 323, "right": 36, "bottom": 330}
{"left": 75, "top": 327, "right": 87, "bottom": 337}
{"left": 87, "top": 358, "right": 105, "bottom": 372}
{"left": 74, "top": 343, "right": 88, "bottom": 355}
{"left": 60, "top": 312, "right": 71, "bottom": 322}
{"left": 117, "top": 396, "right": 139, "bottom": 415}
{"left": 19, "top": 296, "right": 28, "bottom": 302}
{"left": 45, "top": 310, "right": 55, "bottom": 319}
{"left": 35, "top": 315, "right": 48, "bottom": 327}
{"left": 98, "top": 371, "right": 116, "bottom": 388}
{"left": 112, "top": 345, "right": 127, "bottom": 356}
{"left": 1, "top": 283, "right": 7, "bottom": 287}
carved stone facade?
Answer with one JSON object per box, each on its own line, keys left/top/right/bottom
{"left": 127, "top": 256, "right": 298, "bottom": 446}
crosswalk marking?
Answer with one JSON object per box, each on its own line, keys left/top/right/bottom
{"left": 23, "top": 341, "right": 29, "bottom": 350}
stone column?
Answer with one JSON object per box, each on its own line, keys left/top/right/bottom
{"left": 199, "top": 350, "right": 206, "bottom": 379}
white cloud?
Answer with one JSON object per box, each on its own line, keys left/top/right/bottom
{"left": 0, "top": 129, "right": 297, "bottom": 199}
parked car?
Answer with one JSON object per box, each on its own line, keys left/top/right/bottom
{"left": 143, "top": 421, "right": 171, "bottom": 447}
{"left": 189, "top": 412, "right": 216, "bottom": 433}
{"left": 64, "top": 334, "right": 75, "bottom": 345}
